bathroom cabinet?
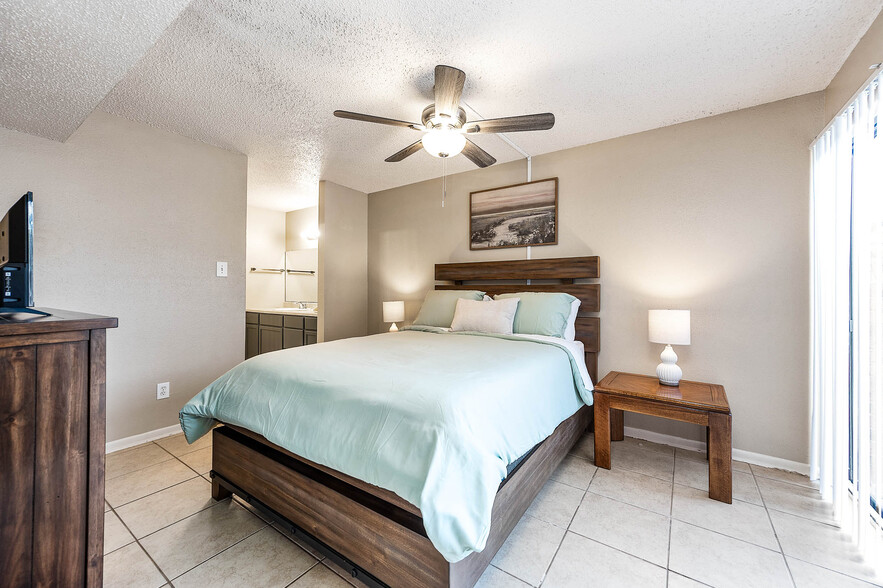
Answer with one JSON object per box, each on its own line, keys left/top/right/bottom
{"left": 246, "top": 311, "right": 317, "bottom": 359}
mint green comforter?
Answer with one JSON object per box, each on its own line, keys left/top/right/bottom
{"left": 179, "top": 329, "right": 592, "bottom": 562}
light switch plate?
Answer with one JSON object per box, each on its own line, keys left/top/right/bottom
{"left": 216, "top": 261, "right": 228, "bottom": 277}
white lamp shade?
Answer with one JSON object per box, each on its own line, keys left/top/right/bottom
{"left": 648, "top": 310, "right": 691, "bottom": 345}
{"left": 383, "top": 301, "right": 405, "bottom": 323}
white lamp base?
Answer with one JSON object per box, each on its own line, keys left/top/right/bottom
{"left": 388, "top": 322, "right": 399, "bottom": 332}
{"left": 656, "top": 344, "right": 682, "bottom": 386}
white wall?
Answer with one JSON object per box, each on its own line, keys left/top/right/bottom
{"left": 285, "top": 206, "right": 318, "bottom": 251}
{"left": 0, "top": 110, "right": 247, "bottom": 442}
{"left": 368, "top": 93, "right": 825, "bottom": 464}
{"left": 318, "top": 181, "right": 367, "bottom": 342}
{"left": 246, "top": 205, "right": 286, "bottom": 309}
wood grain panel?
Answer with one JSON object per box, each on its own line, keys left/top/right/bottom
{"left": 0, "top": 329, "right": 88, "bottom": 349}
{"left": 594, "top": 372, "right": 729, "bottom": 413}
{"left": 601, "top": 393, "right": 710, "bottom": 426}
{"left": 0, "top": 309, "right": 117, "bottom": 337}
{"left": 435, "top": 256, "right": 599, "bottom": 281}
{"left": 33, "top": 341, "right": 89, "bottom": 587}
{"left": 0, "top": 345, "right": 36, "bottom": 588}
{"left": 86, "top": 330, "right": 107, "bottom": 588}
{"left": 213, "top": 431, "right": 448, "bottom": 588}
{"left": 708, "top": 412, "right": 733, "bottom": 504}
{"left": 437, "top": 283, "right": 599, "bottom": 314}
{"left": 226, "top": 425, "right": 421, "bottom": 518}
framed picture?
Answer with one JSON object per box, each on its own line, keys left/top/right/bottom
{"left": 469, "top": 178, "right": 558, "bottom": 250}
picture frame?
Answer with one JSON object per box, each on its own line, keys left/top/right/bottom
{"left": 469, "top": 177, "right": 558, "bottom": 250}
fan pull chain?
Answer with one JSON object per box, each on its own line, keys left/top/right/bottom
{"left": 442, "top": 157, "right": 447, "bottom": 208}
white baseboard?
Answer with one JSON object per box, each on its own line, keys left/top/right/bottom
{"left": 106, "top": 423, "right": 182, "bottom": 454}
{"left": 623, "top": 426, "right": 810, "bottom": 476}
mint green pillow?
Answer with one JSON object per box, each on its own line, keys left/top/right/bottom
{"left": 413, "top": 290, "right": 486, "bottom": 328}
{"left": 494, "top": 292, "right": 577, "bottom": 338}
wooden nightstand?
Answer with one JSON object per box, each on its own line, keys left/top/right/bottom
{"left": 593, "top": 371, "right": 732, "bottom": 503}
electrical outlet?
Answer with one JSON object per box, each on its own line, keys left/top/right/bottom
{"left": 156, "top": 382, "right": 170, "bottom": 400}
{"left": 216, "top": 261, "right": 228, "bottom": 277}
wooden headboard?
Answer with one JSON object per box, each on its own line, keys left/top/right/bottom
{"left": 434, "top": 256, "right": 601, "bottom": 383}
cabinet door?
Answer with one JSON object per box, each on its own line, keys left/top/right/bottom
{"left": 246, "top": 324, "right": 259, "bottom": 359}
{"left": 0, "top": 346, "right": 36, "bottom": 588}
{"left": 33, "top": 341, "right": 89, "bottom": 588}
{"left": 283, "top": 328, "right": 303, "bottom": 349}
{"left": 305, "top": 331, "right": 318, "bottom": 345}
{"left": 259, "top": 326, "right": 283, "bottom": 354}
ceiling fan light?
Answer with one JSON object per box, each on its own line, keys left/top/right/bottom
{"left": 422, "top": 128, "right": 466, "bottom": 158}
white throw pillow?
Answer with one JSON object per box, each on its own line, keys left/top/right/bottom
{"left": 564, "top": 298, "right": 581, "bottom": 341}
{"left": 450, "top": 298, "right": 520, "bottom": 335}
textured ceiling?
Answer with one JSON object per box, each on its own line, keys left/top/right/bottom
{"left": 6, "top": 1, "right": 883, "bottom": 210}
{"left": 0, "top": 0, "right": 193, "bottom": 141}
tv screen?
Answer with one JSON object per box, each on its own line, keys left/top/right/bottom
{"left": 1, "top": 192, "right": 35, "bottom": 309}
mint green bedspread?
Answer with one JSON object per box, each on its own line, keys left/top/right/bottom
{"left": 179, "top": 329, "right": 592, "bottom": 562}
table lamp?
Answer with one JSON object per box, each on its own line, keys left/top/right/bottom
{"left": 383, "top": 301, "right": 405, "bottom": 332}
{"left": 648, "top": 309, "right": 691, "bottom": 386}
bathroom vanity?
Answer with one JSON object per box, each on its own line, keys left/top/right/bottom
{"left": 245, "top": 309, "right": 318, "bottom": 359}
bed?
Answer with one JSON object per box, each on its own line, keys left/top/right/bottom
{"left": 181, "top": 256, "right": 600, "bottom": 588}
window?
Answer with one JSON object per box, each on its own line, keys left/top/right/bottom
{"left": 811, "top": 68, "right": 882, "bottom": 551}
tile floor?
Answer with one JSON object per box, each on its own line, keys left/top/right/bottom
{"left": 103, "top": 431, "right": 883, "bottom": 588}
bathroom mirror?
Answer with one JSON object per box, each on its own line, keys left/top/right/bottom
{"left": 285, "top": 249, "right": 318, "bottom": 303}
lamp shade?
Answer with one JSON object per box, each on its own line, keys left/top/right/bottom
{"left": 383, "top": 301, "right": 405, "bottom": 323}
{"left": 648, "top": 310, "right": 691, "bottom": 345}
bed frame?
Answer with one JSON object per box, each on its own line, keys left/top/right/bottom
{"left": 209, "top": 256, "right": 601, "bottom": 588}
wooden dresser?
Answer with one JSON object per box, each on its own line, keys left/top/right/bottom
{"left": 0, "top": 309, "right": 118, "bottom": 588}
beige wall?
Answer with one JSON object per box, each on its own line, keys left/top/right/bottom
{"left": 246, "top": 205, "right": 286, "bottom": 309}
{"left": 318, "top": 181, "right": 367, "bottom": 342}
{"left": 825, "top": 9, "right": 883, "bottom": 121}
{"left": 0, "top": 110, "right": 247, "bottom": 442}
{"left": 285, "top": 206, "right": 319, "bottom": 251}
{"left": 368, "top": 93, "right": 825, "bottom": 463}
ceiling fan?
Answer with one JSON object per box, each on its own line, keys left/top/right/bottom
{"left": 333, "top": 65, "right": 555, "bottom": 168}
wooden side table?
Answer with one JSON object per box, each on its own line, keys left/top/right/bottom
{"left": 593, "top": 371, "right": 732, "bottom": 503}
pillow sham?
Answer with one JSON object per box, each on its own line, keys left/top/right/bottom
{"left": 494, "top": 292, "right": 578, "bottom": 338}
{"left": 564, "top": 298, "right": 581, "bottom": 341}
{"left": 450, "top": 298, "right": 520, "bottom": 335}
{"left": 413, "top": 290, "right": 486, "bottom": 328}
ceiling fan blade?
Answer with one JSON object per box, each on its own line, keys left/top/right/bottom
{"left": 462, "top": 138, "right": 496, "bottom": 168}
{"left": 433, "top": 65, "right": 466, "bottom": 119}
{"left": 464, "top": 113, "right": 555, "bottom": 134}
{"left": 334, "top": 110, "right": 421, "bottom": 129}
{"left": 385, "top": 140, "right": 424, "bottom": 162}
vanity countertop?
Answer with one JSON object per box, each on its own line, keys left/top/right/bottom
{"left": 247, "top": 307, "right": 318, "bottom": 316}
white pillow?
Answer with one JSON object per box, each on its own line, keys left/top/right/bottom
{"left": 563, "top": 298, "right": 581, "bottom": 341}
{"left": 450, "top": 298, "right": 520, "bottom": 335}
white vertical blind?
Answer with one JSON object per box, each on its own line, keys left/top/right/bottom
{"left": 811, "top": 69, "right": 883, "bottom": 553}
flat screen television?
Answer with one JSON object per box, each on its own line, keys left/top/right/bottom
{"left": 1, "top": 192, "right": 49, "bottom": 317}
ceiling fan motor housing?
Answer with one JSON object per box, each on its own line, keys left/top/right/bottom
{"left": 421, "top": 104, "right": 467, "bottom": 129}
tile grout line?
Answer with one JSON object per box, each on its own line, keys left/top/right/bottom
{"left": 666, "top": 460, "right": 675, "bottom": 586}
{"left": 537, "top": 462, "right": 599, "bottom": 586}
{"left": 282, "top": 560, "right": 323, "bottom": 588}
{"left": 109, "top": 472, "right": 202, "bottom": 510}
{"left": 164, "top": 520, "right": 269, "bottom": 584}
{"left": 108, "top": 446, "right": 212, "bottom": 510}
{"left": 754, "top": 468, "right": 798, "bottom": 588}
{"left": 106, "top": 502, "right": 174, "bottom": 588}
